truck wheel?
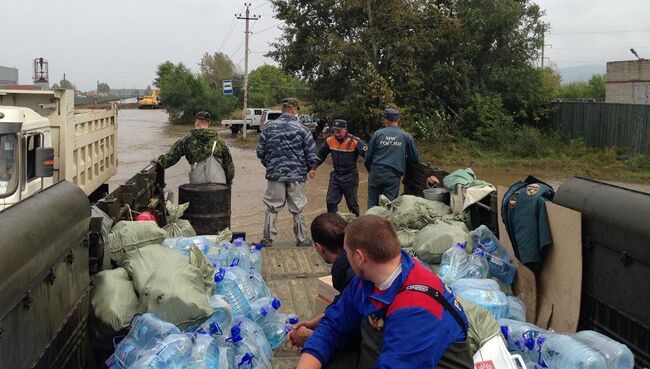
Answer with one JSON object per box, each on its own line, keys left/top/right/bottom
{"left": 231, "top": 126, "right": 241, "bottom": 134}
{"left": 255, "top": 126, "right": 261, "bottom": 133}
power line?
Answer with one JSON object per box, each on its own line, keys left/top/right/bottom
{"left": 218, "top": 18, "right": 238, "bottom": 52}
{"left": 252, "top": 1, "right": 269, "bottom": 10}
{"left": 253, "top": 22, "right": 282, "bottom": 34}
{"left": 550, "top": 29, "right": 650, "bottom": 35}
{"left": 551, "top": 46, "right": 650, "bottom": 50}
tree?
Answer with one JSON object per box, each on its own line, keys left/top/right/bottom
{"left": 199, "top": 52, "right": 240, "bottom": 86}
{"left": 269, "top": 0, "right": 548, "bottom": 137}
{"left": 557, "top": 74, "right": 605, "bottom": 100}
{"left": 97, "top": 82, "right": 110, "bottom": 94}
{"left": 155, "top": 61, "right": 237, "bottom": 123}
{"left": 58, "top": 79, "right": 75, "bottom": 90}
{"left": 248, "top": 65, "right": 309, "bottom": 107}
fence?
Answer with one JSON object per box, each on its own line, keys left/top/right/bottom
{"left": 549, "top": 101, "right": 650, "bottom": 155}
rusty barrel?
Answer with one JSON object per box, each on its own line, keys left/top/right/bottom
{"left": 178, "top": 183, "right": 231, "bottom": 235}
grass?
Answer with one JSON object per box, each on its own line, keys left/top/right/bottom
{"left": 418, "top": 138, "right": 650, "bottom": 184}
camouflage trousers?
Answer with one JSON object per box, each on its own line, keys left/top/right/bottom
{"left": 262, "top": 180, "right": 308, "bottom": 243}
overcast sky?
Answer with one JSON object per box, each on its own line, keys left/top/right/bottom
{"left": 1, "top": 0, "right": 649, "bottom": 90}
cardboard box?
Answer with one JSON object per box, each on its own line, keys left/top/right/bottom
{"left": 317, "top": 275, "right": 339, "bottom": 302}
{"left": 314, "top": 295, "right": 332, "bottom": 314}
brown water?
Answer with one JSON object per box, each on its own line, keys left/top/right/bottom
{"left": 110, "top": 110, "right": 649, "bottom": 243}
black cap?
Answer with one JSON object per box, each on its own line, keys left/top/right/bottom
{"left": 333, "top": 119, "right": 348, "bottom": 129}
{"left": 282, "top": 98, "right": 300, "bottom": 110}
{"left": 384, "top": 108, "right": 399, "bottom": 121}
{"left": 195, "top": 111, "right": 211, "bottom": 121}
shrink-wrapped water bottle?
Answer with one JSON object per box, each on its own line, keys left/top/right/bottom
{"left": 574, "top": 330, "right": 634, "bottom": 369}
{"left": 249, "top": 270, "right": 272, "bottom": 300}
{"left": 228, "top": 324, "right": 272, "bottom": 369}
{"left": 540, "top": 334, "right": 607, "bottom": 369}
{"left": 456, "top": 288, "right": 509, "bottom": 319}
{"left": 230, "top": 238, "right": 251, "bottom": 271}
{"left": 237, "top": 317, "right": 273, "bottom": 360}
{"left": 471, "top": 225, "right": 511, "bottom": 261}
{"left": 129, "top": 333, "right": 194, "bottom": 369}
{"left": 498, "top": 318, "right": 546, "bottom": 363}
{"left": 223, "top": 267, "right": 257, "bottom": 301}
{"left": 249, "top": 244, "right": 264, "bottom": 272}
{"left": 507, "top": 296, "right": 526, "bottom": 322}
{"left": 214, "top": 268, "right": 251, "bottom": 318}
{"left": 450, "top": 278, "right": 500, "bottom": 293}
{"left": 187, "top": 332, "right": 221, "bottom": 369}
{"left": 108, "top": 313, "right": 181, "bottom": 368}
{"left": 437, "top": 242, "right": 469, "bottom": 285}
{"left": 464, "top": 248, "right": 489, "bottom": 279}
{"left": 483, "top": 250, "right": 517, "bottom": 286}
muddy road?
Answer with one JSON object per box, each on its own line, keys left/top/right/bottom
{"left": 110, "top": 109, "right": 649, "bottom": 244}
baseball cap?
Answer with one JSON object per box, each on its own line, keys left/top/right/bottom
{"left": 282, "top": 98, "right": 300, "bottom": 110}
{"left": 195, "top": 111, "right": 212, "bottom": 121}
{"left": 333, "top": 119, "right": 348, "bottom": 129}
{"left": 384, "top": 108, "right": 399, "bottom": 121}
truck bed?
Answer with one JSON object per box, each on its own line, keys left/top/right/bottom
{"left": 261, "top": 242, "right": 331, "bottom": 367}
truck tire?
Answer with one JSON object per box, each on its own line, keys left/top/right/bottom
{"left": 231, "top": 126, "right": 241, "bottom": 134}
{"left": 255, "top": 126, "right": 261, "bottom": 133}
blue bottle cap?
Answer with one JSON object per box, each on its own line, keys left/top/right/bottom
{"left": 238, "top": 353, "right": 254, "bottom": 367}
{"left": 208, "top": 322, "right": 222, "bottom": 336}
{"left": 500, "top": 326, "right": 510, "bottom": 339}
{"left": 271, "top": 298, "right": 281, "bottom": 310}
{"left": 287, "top": 314, "right": 299, "bottom": 325}
{"left": 260, "top": 305, "right": 270, "bottom": 316}
{"left": 214, "top": 268, "right": 226, "bottom": 283}
{"left": 472, "top": 248, "right": 484, "bottom": 257}
{"left": 233, "top": 238, "right": 245, "bottom": 247}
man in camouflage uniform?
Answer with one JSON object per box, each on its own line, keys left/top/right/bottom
{"left": 256, "top": 98, "right": 318, "bottom": 247}
{"left": 157, "top": 111, "right": 235, "bottom": 185}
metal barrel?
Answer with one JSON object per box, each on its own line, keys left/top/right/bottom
{"left": 178, "top": 183, "right": 231, "bottom": 235}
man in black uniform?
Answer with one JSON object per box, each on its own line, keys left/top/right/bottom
{"left": 309, "top": 119, "right": 366, "bottom": 216}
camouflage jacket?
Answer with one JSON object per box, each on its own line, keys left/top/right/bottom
{"left": 256, "top": 113, "right": 318, "bottom": 182}
{"left": 157, "top": 128, "right": 235, "bottom": 184}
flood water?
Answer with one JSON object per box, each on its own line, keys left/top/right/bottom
{"left": 110, "top": 109, "right": 648, "bottom": 244}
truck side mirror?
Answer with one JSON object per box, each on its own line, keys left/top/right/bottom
{"left": 35, "top": 147, "right": 55, "bottom": 177}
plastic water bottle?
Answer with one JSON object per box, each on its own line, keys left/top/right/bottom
{"left": 228, "top": 325, "right": 272, "bottom": 369}
{"left": 164, "top": 236, "right": 214, "bottom": 255}
{"left": 207, "top": 294, "right": 233, "bottom": 329}
{"left": 574, "top": 330, "right": 634, "bottom": 369}
{"left": 249, "top": 244, "right": 264, "bottom": 273}
{"left": 498, "top": 318, "right": 546, "bottom": 362}
{"left": 456, "top": 288, "right": 509, "bottom": 319}
{"left": 224, "top": 267, "right": 257, "bottom": 301}
{"left": 249, "top": 270, "right": 271, "bottom": 300}
{"left": 437, "top": 242, "right": 469, "bottom": 285}
{"left": 109, "top": 313, "right": 181, "bottom": 368}
{"left": 214, "top": 268, "right": 251, "bottom": 318}
{"left": 217, "top": 345, "right": 236, "bottom": 369}
{"left": 507, "top": 296, "right": 527, "bottom": 322}
{"left": 540, "top": 334, "right": 607, "bottom": 369}
{"left": 249, "top": 297, "right": 282, "bottom": 323}
{"left": 129, "top": 333, "right": 194, "bottom": 369}
{"left": 260, "top": 313, "right": 299, "bottom": 349}
{"left": 483, "top": 250, "right": 517, "bottom": 286}
{"left": 230, "top": 238, "right": 251, "bottom": 271}
{"left": 198, "top": 312, "right": 230, "bottom": 340}
{"left": 464, "top": 248, "right": 489, "bottom": 279}
{"left": 471, "top": 225, "right": 511, "bottom": 261}
{"left": 237, "top": 318, "right": 273, "bottom": 360}
{"left": 450, "top": 278, "right": 500, "bottom": 293}
{"left": 188, "top": 332, "right": 220, "bottom": 369}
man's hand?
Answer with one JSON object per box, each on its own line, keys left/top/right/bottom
{"left": 293, "top": 315, "right": 321, "bottom": 330}
{"left": 289, "top": 326, "right": 313, "bottom": 348}
{"left": 426, "top": 175, "right": 440, "bottom": 186}
{"left": 308, "top": 169, "right": 317, "bottom": 179}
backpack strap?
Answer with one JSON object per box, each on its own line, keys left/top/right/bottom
{"left": 401, "top": 284, "right": 468, "bottom": 336}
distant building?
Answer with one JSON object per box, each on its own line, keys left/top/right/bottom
{"left": 0, "top": 66, "right": 19, "bottom": 85}
{"left": 606, "top": 59, "right": 650, "bottom": 104}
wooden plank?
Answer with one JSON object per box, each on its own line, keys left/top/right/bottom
{"left": 294, "top": 248, "right": 314, "bottom": 275}
{"left": 280, "top": 249, "right": 300, "bottom": 276}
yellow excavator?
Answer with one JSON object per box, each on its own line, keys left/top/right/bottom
{"left": 138, "top": 88, "right": 162, "bottom": 109}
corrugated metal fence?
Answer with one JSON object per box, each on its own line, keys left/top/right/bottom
{"left": 549, "top": 102, "right": 650, "bottom": 155}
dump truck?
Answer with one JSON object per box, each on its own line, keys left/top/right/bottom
{"left": 0, "top": 88, "right": 118, "bottom": 211}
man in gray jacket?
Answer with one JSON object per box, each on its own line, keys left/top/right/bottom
{"left": 257, "top": 98, "right": 319, "bottom": 246}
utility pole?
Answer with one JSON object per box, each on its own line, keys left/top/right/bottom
{"left": 237, "top": 3, "right": 260, "bottom": 139}
{"left": 541, "top": 33, "right": 551, "bottom": 68}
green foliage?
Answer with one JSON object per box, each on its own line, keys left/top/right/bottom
{"left": 58, "top": 79, "right": 75, "bottom": 90}
{"left": 460, "top": 93, "right": 516, "bottom": 147}
{"left": 97, "top": 82, "right": 110, "bottom": 94}
{"left": 270, "top": 0, "right": 548, "bottom": 138}
{"left": 155, "top": 61, "right": 237, "bottom": 123}
{"left": 248, "top": 65, "right": 309, "bottom": 108}
{"left": 402, "top": 110, "right": 457, "bottom": 142}
{"left": 558, "top": 74, "right": 606, "bottom": 99}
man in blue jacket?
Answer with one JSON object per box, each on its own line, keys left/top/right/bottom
{"left": 298, "top": 215, "right": 473, "bottom": 369}
{"left": 365, "top": 108, "right": 438, "bottom": 208}
{"left": 257, "top": 98, "right": 319, "bottom": 247}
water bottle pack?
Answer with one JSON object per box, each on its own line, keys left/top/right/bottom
{"left": 163, "top": 236, "right": 215, "bottom": 255}
{"left": 436, "top": 242, "right": 470, "bottom": 285}
{"left": 456, "top": 288, "right": 509, "bottom": 319}
{"left": 470, "top": 225, "right": 517, "bottom": 286}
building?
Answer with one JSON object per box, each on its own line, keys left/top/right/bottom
{"left": 606, "top": 59, "right": 650, "bottom": 104}
{"left": 0, "top": 66, "right": 19, "bottom": 85}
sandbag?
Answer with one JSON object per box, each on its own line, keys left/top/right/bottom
{"left": 108, "top": 221, "right": 167, "bottom": 265}
{"left": 413, "top": 220, "right": 470, "bottom": 264}
{"left": 213, "top": 227, "right": 233, "bottom": 246}
{"left": 162, "top": 201, "right": 197, "bottom": 239}
{"left": 140, "top": 259, "right": 213, "bottom": 330}
{"left": 189, "top": 245, "right": 216, "bottom": 293}
{"left": 91, "top": 268, "right": 140, "bottom": 339}
{"left": 123, "top": 244, "right": 188, "bottom": 293}
{"left": 389, "top": 195, "right": 451, "bottom": 230}
{"left": 337, "top": 212, "right": 357, "bottom": 223}
{"left": 395, "top": 228, "right": 418, "bottom": 248}
{"left": 457, "top": 296, "right": 504, "bottom": 355}
{"left": 365, "top": 206, "right": 393, "bottom": 219}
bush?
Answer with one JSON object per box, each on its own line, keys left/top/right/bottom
{"left": 508, "top": 126, "right": 553, "bottom": 158}
{"left": 402, "top": 110, "right": 457, "bottom": 142}
{"left": 461, "top": 93, "right": 516, "bottom": 148}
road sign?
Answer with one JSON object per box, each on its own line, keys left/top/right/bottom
{"left": 222, "top": 80, "right": 233, "bottom": 95}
